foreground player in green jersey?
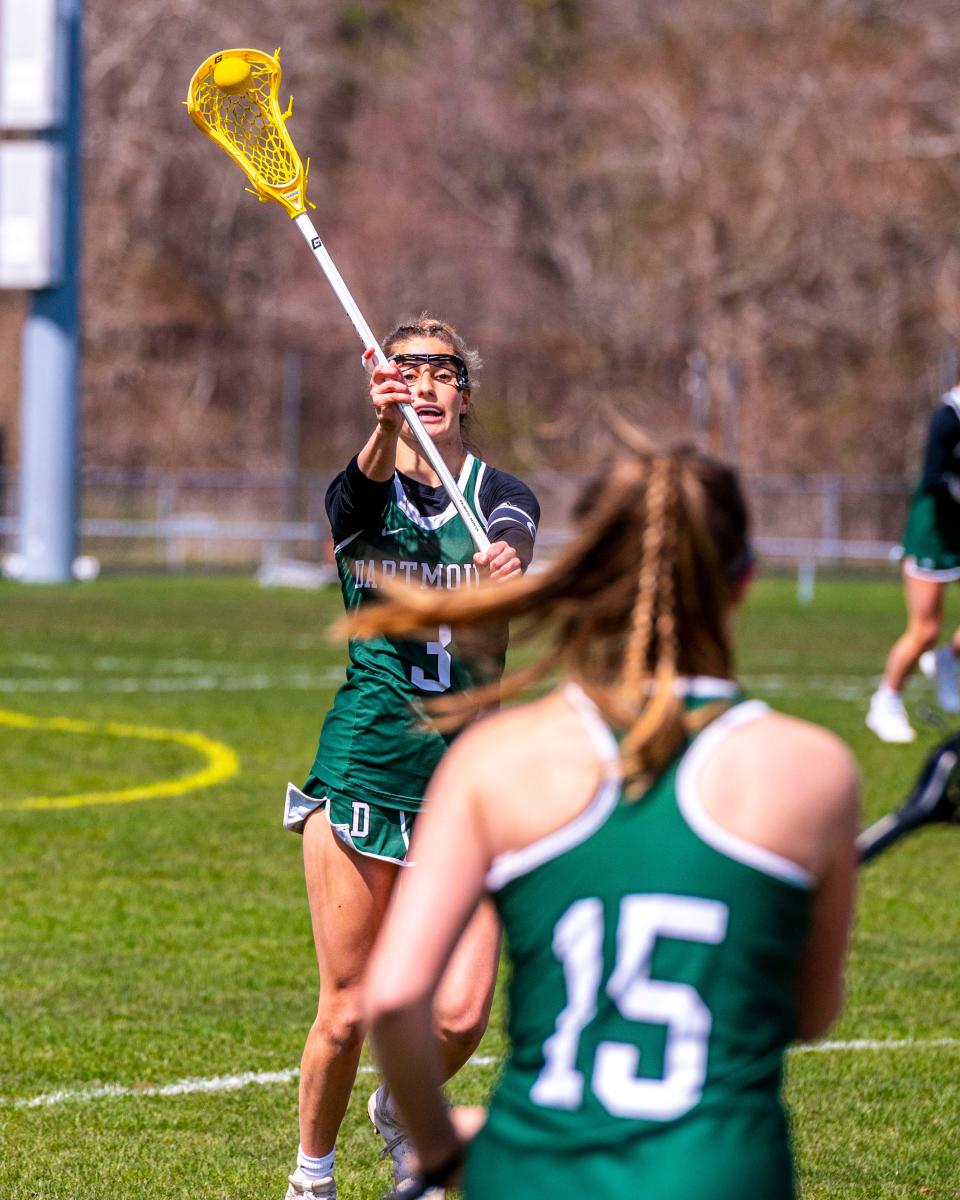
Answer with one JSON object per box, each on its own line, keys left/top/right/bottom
{"left": 363, "top": 446, "right": 859, "bottom": 1200}
{"left": 281, "top": 315, "right": 539, "bottom": 1199}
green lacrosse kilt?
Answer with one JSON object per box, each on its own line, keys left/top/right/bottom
{"left": 902, "top": 485, "right": 960, "bottom": 577}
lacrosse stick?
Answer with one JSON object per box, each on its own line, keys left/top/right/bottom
{"left": 186, "top": 48, "right": 490, "bottom": 553}
{"left": 857, "top": 731, "right": 960, "bottom": 863}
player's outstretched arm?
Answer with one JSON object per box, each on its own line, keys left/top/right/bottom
{"left": 787, "top": 729, "right": 861, "bottom": 1041}
{"left": 365, "top": 732, "right": 495, "bottom": 1186}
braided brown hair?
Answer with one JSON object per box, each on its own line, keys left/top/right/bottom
{"left": 346, "top": 445, "right": 751, "bottom": 792}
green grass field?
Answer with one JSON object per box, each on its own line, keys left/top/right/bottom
{"left": 1, "top": 575, "right": 958, "bottom": 1199}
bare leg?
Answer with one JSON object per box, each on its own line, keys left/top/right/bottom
{"left": 298, "top": 813, "right": 397, "bottom": 1156}
{"left": 433, "top": 897, "right": 501, "bottom": 1078}
{"left": 370, "top": 897, "right": 500, "bottom": 1175}
{"left": 883, "top": 571, "right": 944, "bottom": 692}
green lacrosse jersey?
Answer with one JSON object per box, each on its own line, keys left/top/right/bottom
{"left": 312, "top": 455, "right": 517, "bottom": 812}
{"left": 903, "top": 391, "right": 960, "bottom": 574}
{"left": 466, "top": 682, "right": 813, "bottom": 1200}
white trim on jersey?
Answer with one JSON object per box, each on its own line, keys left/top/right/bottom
{"left": 629, "top": 676, "right": 740, "bottom": 700}
{"left": 675, "top": 700, "right": 814, "bottom": 889}
{"left": 399, "top": 810, "right": 411, "bottom": 850}
{"left": 473, "top": 460, "right": 490, "bottom": 526}
{"left": 484, "top": 678, "right": 755, "bottom": 892}
{"left": 675, "top": 676, "right": 740, "bottom": 700}
{"left": 326, "top": 807, "right": 412, "bottom": 867}
{"left": 485, "top": 683, "right": 622, "bottom": 892}
{"left": 392, "top": 453, "right": 478, "bottom": 532}
{"left": 944, "top": 388, "right": 960, "bottom": 422}
{"left": 333, "top": 530, "right": 362, "bottom": 555}
{"left": 903, "top": 555, "right": 960, "bottom": 583}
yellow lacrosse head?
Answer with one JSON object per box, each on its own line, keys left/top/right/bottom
{"left": 186, "top": 47, "right": 311, "bottom": 218}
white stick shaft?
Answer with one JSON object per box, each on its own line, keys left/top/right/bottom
{"left": 294, "top": 214, "right": 382, "bottom": 357}
{"left": 294, "top": 214, "right": 490, "bottom": 553}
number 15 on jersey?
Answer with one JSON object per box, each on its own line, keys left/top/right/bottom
{"left": 532, "top": 893, "right": 729, "bottom": 1123}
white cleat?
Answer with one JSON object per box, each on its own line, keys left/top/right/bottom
{"left": 284, "top": 1169, "right": 336, "bottom": 1199}
{"left": 866, "top": 690, "right": 916, "bottom": 743}
{"left": 368, "top": 1086, "right": 414, "bottom": 1184}
{"left": 368, "top": 1087, "right": 445, "bottom": 1198}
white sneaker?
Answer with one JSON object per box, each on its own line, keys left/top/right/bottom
{"left": 284, "top": 1169, "right": 336, "bottom": 1199}
{"left": 866, "top": 689, "right": 916, "bottom": 743}
{"left": 367, "top": 1087, "right": 445, "bottom": 1197}
{"left": 925, "top": 646, "right": 960, "bottom": 713}
{"left": 368, "top": 1086, "right": 414, "bottom": 1185}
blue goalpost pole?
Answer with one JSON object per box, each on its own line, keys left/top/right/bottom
{"left": 16, "top": 0, "right": 83, "bottom": 583}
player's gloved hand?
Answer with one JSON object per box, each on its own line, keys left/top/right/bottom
{"left": 381, "top": 1107, "right": 486, "bottom": 1200}
{"left": 474, "top": 540, "right": 521, "bottom": 582}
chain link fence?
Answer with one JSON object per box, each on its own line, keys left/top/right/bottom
{"left": 0, "top": 467, "right": 913, "bottom": 577}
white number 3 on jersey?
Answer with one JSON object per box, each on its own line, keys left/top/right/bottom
{"left": 411, "top": 624, "right": 453, "bottom": 693}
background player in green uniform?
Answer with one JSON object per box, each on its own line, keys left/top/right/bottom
{"left": 282, "top": 315, "right": 539, "bottom": 1199}
{"left": 868, "top": 387, "right": 960, "bottom": 742}
{"left": 363, "top": 446, "right": 859, "bottom": 1200}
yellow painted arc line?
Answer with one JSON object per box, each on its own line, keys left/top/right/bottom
{"left": 0, "top": 709, "right": 239, "bottom": 811}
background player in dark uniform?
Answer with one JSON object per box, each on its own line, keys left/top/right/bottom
{"left": 868, "top": 388, "right": 960, "bottom": 742}
{"left": 281, "top": 314, "right": 539, "bottom": 1199}
{"left": 362, "top": 447, "right": 859, "bottom": 1200}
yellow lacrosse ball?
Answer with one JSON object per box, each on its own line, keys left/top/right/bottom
{"left": 213, "top": 57, "right": 252, "bottom": 93}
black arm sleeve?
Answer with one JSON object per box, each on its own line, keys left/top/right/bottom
{"left": 921, "top": 405, "right": 960, "bottom": 502}
{"left": 324, "top": 455, "right": 394, "bottom": 545}
{"left": 478, "top": 468, "right": 541, "bottom": 571}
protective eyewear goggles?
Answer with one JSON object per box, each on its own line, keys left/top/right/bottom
{"left": 389, "top": 353, "right": 470, "bottom": 390}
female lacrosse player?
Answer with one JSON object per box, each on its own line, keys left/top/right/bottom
{"left": 281, "top": 314, "right": 539, "bottom": 1200}
{"left": 363, "top": 446, "right": 859, "bottom": 1200}
{"left": 867, "top": 387, "right": 960, "bottom": 743}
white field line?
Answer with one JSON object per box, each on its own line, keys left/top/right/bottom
{"left": 5, "top": 654, "right": 328, "bottom": 674}
{"left": 0, "top": 669, "right": 345, "bottom": 694}
{"left": 7, "top": 1069, "right": 303, "bottom": 1109}
{"left": 8, "top": 633, "right": 329, "bottom": 652}
{"left": 744, "top": 674, "right": 876, "bottom": 701}
{"left": 4, "top": 1041, "right": 958, "bottom": 1111}
{"left": 792, "top": 1035, "right": 960, "bottom": 1054}
{"left": 3, "top": 1058, "right": 500, "bottom": 1110}
{"left": 0, "top": 671, "right": 876, "bottom": 698}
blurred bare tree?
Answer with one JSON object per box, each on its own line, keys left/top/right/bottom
{"left": 3, "top": 0, "right": 960, "bottom": 477}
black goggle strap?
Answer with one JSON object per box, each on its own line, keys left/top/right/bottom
{"left": 389, "top": 353, "right": 470, "bottom": 390}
